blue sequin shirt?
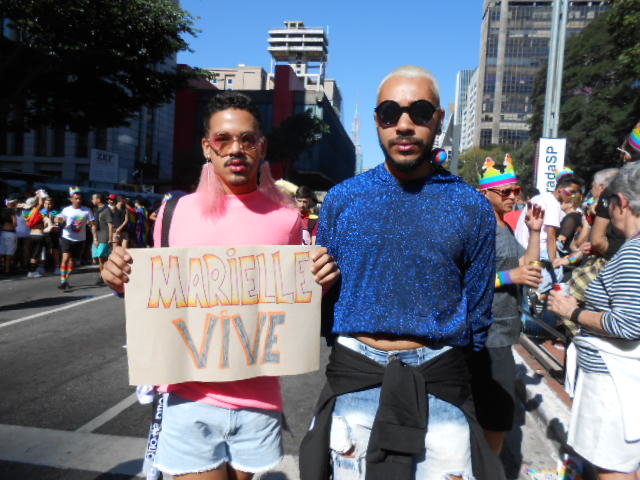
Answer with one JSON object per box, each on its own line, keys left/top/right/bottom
{"left": 317, "top": 163, "right": 496, "bottom": 350}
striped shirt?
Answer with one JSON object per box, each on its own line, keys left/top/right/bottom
{"left": 576, "top": 238, "right": 640, "bottom": 374}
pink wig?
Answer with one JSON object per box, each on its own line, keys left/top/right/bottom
{"left": 195, "top": 161, "right": 294, "bottom": 219}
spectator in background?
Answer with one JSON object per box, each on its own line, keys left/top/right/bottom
{"left": 515, "top": 174, "right": 584, "bottom": 293}
{"left": 548, "top": 161, "right": 640, "bottom": 479}
{"left": 134, "top": 198, "right": 149, "bottom": 247}
{"left": 91, "top": 193, "right": 113, "bottom": 285}
{"left": 42, "top": 197, "right": 61, "bottom": 275}
{"left": 473, "top": 156, "right": 544, "bottom": 454}
{"left": 295, "top": 186, "right": 318, "bottom": 245}
{"left": 0, "top": 198, "right": 18, "bottom": 274}
{"left": 583, "top": 168, "right": 624, "bottom": 260}
{"left": 111, "top": 195, "right": 129, "bottom": 248}
{"left": 107, "top": 193, "right": 117, "bottom": 210}
{"left": 24, "top": 191, "right": 47, "bottom": 278}
{"left": 15, "top": 198, "right": 31, "bottom": 272}
{"left": 504, "top": 185, "right": 538, "bottom": 231}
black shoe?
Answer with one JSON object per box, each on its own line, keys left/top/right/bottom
{"left": 58, "top": 282, "right": 68, "bottom": 291}
{"left": 64, "top": 282, "right": 72, "bottom": 291}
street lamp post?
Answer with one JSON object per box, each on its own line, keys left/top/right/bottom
{"left": 542, "top": 0, "right": 569, "bottom": 139}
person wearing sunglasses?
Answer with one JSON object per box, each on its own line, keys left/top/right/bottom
{"left": 469, "top": 155, "right": 544, "bottom": 455}
{"left": 548, "top": 161, "right": 640, "bottom": 480}
{"left": 102, "top": 92, "right": 339, "bottom": 480}
{"left": 301, "top": 66, "right": 504, "bottom": 480}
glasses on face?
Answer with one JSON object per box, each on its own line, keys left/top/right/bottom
{"left": 375, "top": 100, "right": 438, "bottom": 127}
{"left": 560, "top": 187, "right": 580, "bottom": 198}
{"left": 208, "top": 132, "right": 263, "bottom": 156}
{"left": 487, "top": 186, "right": 521, "bottom": 199}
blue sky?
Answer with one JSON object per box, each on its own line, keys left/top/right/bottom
{"left": 177, "top": 0, "right": 485, "bottom": 170}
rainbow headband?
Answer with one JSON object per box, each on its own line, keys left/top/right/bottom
{"left": 629, "top": 128, "right": 640, "bottom": 153}
{"left": 69, "top": 186, "right": 82, "bottom": 196}
{"left": 479, "top": 154, "right": 518, "bottom": 189}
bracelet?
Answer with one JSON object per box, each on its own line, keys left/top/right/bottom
{"left": 568, "top": 253, "right": 580, "bottom": 264}
{"left": 495, "top": 270, "right": 513, "bottom": 288}
{"left": 570, "top": 307, "right": 585, "bottom": 324}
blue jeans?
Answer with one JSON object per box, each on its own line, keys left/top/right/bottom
{"left": 330, "top": 336, "right": 474, "bottom": 480}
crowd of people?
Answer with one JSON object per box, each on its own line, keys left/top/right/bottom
{"left": 0, "top": 189, "right": 162, "bottom": 287}
{"left": 3, "top": 65, "right": 639, "bottom": 480}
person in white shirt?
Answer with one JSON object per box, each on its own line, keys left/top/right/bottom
{"left": 515, "top": 174, "right": 584, "bottom": 293}
{"left": 56, "top": 187, "right": 95, "bottom": 291}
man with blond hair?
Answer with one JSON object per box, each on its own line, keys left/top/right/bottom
{"left": 300, "top": 66, "right": 503, "bottom": 480}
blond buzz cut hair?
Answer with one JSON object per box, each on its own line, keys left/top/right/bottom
{"left": 377, "top": 66, "right": 441, "bottom": 107}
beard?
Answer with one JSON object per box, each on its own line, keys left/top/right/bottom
{"left": 380, "top": 135, "right": 434, "bottom": 173}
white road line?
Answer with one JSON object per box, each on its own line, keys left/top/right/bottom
{"left": 76, "top": 392, "right": 139, "bottom": 433}
{"left": 0, "top": 293, "right": 114, "bottom": 330}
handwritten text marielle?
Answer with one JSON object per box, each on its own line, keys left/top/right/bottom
{"left": 146, "top": 248, "right": 314, "bottom": 309}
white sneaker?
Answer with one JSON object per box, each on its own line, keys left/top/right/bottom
{"left": 26, "top": 272, "right": 34, "bottom": 278}
{"left": 31, "top": 271, "right": 43, "bottom": 278}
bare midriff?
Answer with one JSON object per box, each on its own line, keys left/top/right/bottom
{"left": 356, "top": 333, "right": 434, "bottom": 351}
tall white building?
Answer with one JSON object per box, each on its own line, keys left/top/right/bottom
{"left": 460, "top": 69, "right": 479, "bottom": 153}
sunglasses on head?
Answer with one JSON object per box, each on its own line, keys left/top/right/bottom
{"left": 375, "top": 100, "right": 438, "bottom": 127}
{"left": 208, "top": 132, "right": 262, "bottom": 156}
{"left": 487, "top": 186, "right": 521, "bottom": 198}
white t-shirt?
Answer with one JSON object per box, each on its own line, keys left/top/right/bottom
{"left": 58, "top": 206, "right": 94, "bottom": 242}
{"left": 515, "top": 192, "right": 564, "bottom": 256}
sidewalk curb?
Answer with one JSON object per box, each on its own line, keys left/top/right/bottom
{"left": 513, "top": 345, "right": 598, "bottom": 480}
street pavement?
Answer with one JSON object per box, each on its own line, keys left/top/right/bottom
{"left": 0, "top": 266, "right": 558, "bottom": 479}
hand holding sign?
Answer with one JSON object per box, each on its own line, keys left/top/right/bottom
{"left": 124, "top": 245, "right": 323, "bottom": 385}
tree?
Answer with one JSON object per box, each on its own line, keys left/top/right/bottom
{"left": 528, "top": 1, "right": 640, "bottom": 182}
{"left": 1, "top": 0, "right": 203, "bottom": 131}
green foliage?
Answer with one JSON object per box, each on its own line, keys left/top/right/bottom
{"left": 528, "top": 2, "right": 640, "bottom": 183}
{"left": 1, "top": 0, "right": 203, "bottom": 131}
{"left": 266, "top": 110, "right": 330, "bottom": 164}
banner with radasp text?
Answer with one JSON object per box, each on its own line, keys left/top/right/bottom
{"left": 124, "top": 245, "right": 321, "bottom": 385}
{"left": 535, "top": 137, "right": 566, "bottom": 194}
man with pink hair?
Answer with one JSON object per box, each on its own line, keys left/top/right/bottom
{"left": 102, "top": 92, "right": 339, "bottom": 480}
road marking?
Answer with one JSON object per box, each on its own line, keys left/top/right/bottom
{"left": 0, "top": 293, "right": 113, "bottom": 330}
{"left": 0, "top": 423, "right": 299, "bottom": 478}
{"left": 76, "top": 392, "right": 139, "bottom": 433}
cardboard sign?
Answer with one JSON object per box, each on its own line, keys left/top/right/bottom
{"left": 535, "top": 138, "right": 566, "bottom": 194}
{"left": 124, "top": 245, "right": 321, "bottom": 385}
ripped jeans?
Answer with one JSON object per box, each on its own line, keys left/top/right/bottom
{"left": 330, "top": 336, "right": 474, "bottom": 480}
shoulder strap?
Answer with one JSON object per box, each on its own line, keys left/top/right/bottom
{"left": 161, "top": 196, "right": 180, "bottom": 247}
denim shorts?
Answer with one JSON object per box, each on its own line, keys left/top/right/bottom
{"left": 330, "top": 336, "right": 474, "bottom": 480}
{"left": 153, "top": 393, "right": 283, "bottom": 475}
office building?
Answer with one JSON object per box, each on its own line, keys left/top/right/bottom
{"left": 206, "top": 65, "right": 268, "bottom": 91}
{"left": 268, "top": 20, "right": 342, "bottom": 116}
{"left": 460, "top": 68, "right": 479, "bottom": 153}
{"left": 472, "top": 0, "right": 608, "bottom": 149}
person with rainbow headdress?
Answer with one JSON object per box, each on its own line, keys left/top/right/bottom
{"left": 55, "top": 187, "right": 95, "bottom": 291}
{"left": 471, "top": 154, "right": 545, "bottom": 454}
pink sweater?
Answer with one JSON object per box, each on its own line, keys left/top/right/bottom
{"left": 154, "top": 190, "right": 301, "bottom": 411}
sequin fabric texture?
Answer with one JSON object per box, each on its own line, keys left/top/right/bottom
{"left": 317, "top": 163, "right": 497, "bottom": 350}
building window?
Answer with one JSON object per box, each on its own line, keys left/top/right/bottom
{"left": 8, "top": 131, "right": 24, "bottom": 156}
{"left": 75, "top": 131, "right": 88, "bottom": 157}
{"left": 480, "top": 129, "right": 493, "bottom": 146}
{"left": 53, "top": 128, "right": 65, "bottom": 157}
{"left": 0, "top": 120, "right": 6, "bottom": 155}
{"left": 35, "top": 126, "right": 48, "bottom": 156}
{"left": 95, "top": 128, "right": 107, "bottom": 150}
